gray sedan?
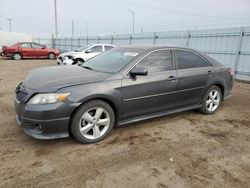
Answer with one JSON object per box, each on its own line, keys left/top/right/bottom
{"left": 14, "top": 46, "right": 233, "bottom": 143}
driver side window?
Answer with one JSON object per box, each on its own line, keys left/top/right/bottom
{"left": 136, "top": 50, "right": 173, "bottom": 73}
{"left": 20, "top": 43, "right": 31, "bottom": 48}
{"left": 89, "top": 46, "right": 103, "bottom": 53}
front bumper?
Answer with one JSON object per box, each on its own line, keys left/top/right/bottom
{"left": 57, "top": 56, "right": 64, "bottom": 65}
{"left": 57, "top": 56, "right": 75, "bottom": 65}
{"left": 14, "top": 97, "right": 78, "bottom": 140}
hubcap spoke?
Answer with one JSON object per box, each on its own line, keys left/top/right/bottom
{"left": 206, "top": 99, "right": 213, "bottom": 105}
{"left": 93, "top": 125, "right": 101, "bottom": 137}
{"left": 80, "top": 123, "right": 93, "bottom": 134}
{"left": 208, "top": 103, "right": 213, "bottom": 111}
{"left": 95, "top": 108, "right": 104, "bottom": 119}
{"left": 98, "top": 118, "right": 110, "bottom": 126}
{"left": 213, "top": 99, "right": 219, "bottom": 105}
{"left": 212, "top": 91, "right": 218, "bottom": 99}
{"left": 82, "top": 112, "right": 94, "bottom": 123}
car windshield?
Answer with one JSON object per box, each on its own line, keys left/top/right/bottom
{"left": 74, "top": 45, "right": 89, "bottom": 52}
{"left": 82, "top": 48, "right": 140, "bottom": 73}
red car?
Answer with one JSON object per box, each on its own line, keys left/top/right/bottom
{"left": 2, "top": 42, "right": 60, "bottom": 60}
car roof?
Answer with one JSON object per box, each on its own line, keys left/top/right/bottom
{"left": 91, "top": 43, "right": 115, "bottom": 46}
{"left": 116, "top": 45, "right": 223, "bottom": 67}
{"left": 117, "top": 45, "right": 197, "bottom": 51}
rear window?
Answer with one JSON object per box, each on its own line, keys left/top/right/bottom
{"left": 175, "top": 50, "right": 210, "bottom": 69}
{"left": 105, "top": 45, "right": 114, "bottom": 51}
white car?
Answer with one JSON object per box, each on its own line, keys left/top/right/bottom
{"left": 57, "top": 44, "right": 115, "bottom": 65}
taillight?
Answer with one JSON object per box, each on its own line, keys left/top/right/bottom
{"left": 228, "top": 68, "right": 234, "bottom": 77}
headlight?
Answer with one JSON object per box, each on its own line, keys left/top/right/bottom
{"left": 27, "top": 93, "right": 70, "bottom": 105}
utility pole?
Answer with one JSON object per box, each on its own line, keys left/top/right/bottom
{"left": 85, "top": 22, "right": 88, "bottom": 37}
{"left": 71, "top": 20, "right": 75, "bottom": 37}
{"left": 141, "top": 26, "right": 143, "bottom": 33}
{"left": 128, "top": 9, "right": 135, "bottom": 33}
{"left": 6, "top": 18, "right": 13, "bottom": 32}
{"left": 54, "top": 0, "right": 58, "bottom": 38}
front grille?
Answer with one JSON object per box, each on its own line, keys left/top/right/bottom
{"left": 16, "top": 90, "right": 28, "bottom": 102}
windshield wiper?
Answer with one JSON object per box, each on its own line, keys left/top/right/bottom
{"left": 81, "top": 65, "right": 93, "bottom": 70}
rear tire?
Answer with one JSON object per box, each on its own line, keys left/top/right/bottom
{"left": 73, "top": 58, "right": 84, "bottom": 65}
{"left": 70, "top": 100, "right": 115, "bottom": 144}
{"left": 12, "top": 53, "right": 22, "bottom": 60}
{"left": 200, "top": 85, "right": 222, "bottom": 114}
{"left": 48, "top": 53, "right": 55, "bottom": 60}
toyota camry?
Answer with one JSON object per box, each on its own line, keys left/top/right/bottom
{"left": 14, "top": 46, "right": 233, "bottom": 143}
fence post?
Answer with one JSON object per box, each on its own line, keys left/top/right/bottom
{"left": 86, "top": 37, "right": 89, "bottom": 45}
{"left": 97, "top": 36, "right": 100, "bottom": 44}
{"left": 153, "top": 32, "right": 157, "bottom": 44}
{"left": 71, "top": 38, "right": 73, "bottom": 50}
{"left": 111, "top": 35, "right": 113, "bottom": 44}
{"left": 129, "top": 34, "right": 132, "bottom": 45}
{"left": 52, "top": 34, "right": 55, "bottom": 48}
{"left": 78, "top": 37, "right": 80, "bottom": 47}
{"left": 186, "top": 31, "right": 191, "bottom": 47}
{"left": 234, "top": 27, "right": 244, "bottom": 75}
{"left": 64, "top": 38, "right": 66, "bottom": 52}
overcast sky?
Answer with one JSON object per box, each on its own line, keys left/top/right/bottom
{"left": 0, "top": 0, "right": 250, "bottom": 37}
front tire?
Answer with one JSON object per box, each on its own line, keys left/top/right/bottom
{"left": 12, "top": 53, "right": 22, "bottom": 60}
{"left": 200, "top": 86, "right": 222, "bottom": 114}
{"left": 70, "top": 100, "right": 115, "bottom": 144}
{"left": 73, "top": 58, "right": 84, "bottom": 65}
{"left": 48, "top": 53, "right": 55, "bottom": 60}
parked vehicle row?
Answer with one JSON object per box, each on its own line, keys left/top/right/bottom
{"left": 14, "top": 46, "right": 233, "bottom": 144}
{"left": 57, "top": 44, "right": 115, "bottom": 65}
{"left": 1, "top": 42, "right": 115, "bottom": 65}
{"left": 2, "top": 42, "right": 60, "bottom": 60}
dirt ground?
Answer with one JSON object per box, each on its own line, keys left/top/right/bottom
{"left": 0, "top": 57, "right": 249, "bottom": 188}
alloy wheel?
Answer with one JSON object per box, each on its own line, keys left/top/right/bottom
{"left": 79, "top": 107, "right": 110, "bottom": 140}
{"left": 48, "top": 53, "right": 55, "bottom": 60}
{"left": 206, "top": 89, "right": 220, "bottom": 112}
{"left": 13, "top": 53, "right": 21, "bottom": 60}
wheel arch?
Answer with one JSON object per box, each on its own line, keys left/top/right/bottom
{"left": 208, "top": 82, "right": 225, "bottom": 101}
{"left": 68, "top": 96, "right": 119, "bottom": 135}
{"left": 214, "top": 83, "right": 224, "bottom": 101}
{"left": 72, "top": 58, "right": 84, "bottom": 64}
{"left": 48, "top": 51, "right": 56, "bottom": 56}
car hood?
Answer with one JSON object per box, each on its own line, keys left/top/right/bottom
{"left": 47, "top": 48, "right": 59, "bottom": 53}
{"left": 59, "top": 51, "right": 79, "bottom": 57}
{"left": 23, "top": 66, "right": 110, "bottom": 92}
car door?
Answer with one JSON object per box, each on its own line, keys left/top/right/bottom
{"left": 122, "top": 49, "right": 177, "bottom": 119}
{"left": 84, "top": 45, "right": 103, "bottom": 61}
{"left": 174, "top": 49, "right": 213, "bottom": 107}
{"left": 19, "top": 43, "right": 33, "bottom": 57}
{"left": 31, "top": 43, "right": 47, "bottom": 57}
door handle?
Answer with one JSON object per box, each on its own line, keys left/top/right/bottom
{"left": 208, "top": 70, "right": 213, "bottom": 76}
{"left": 167, "top": 75, "right": 176, "bottom": 81}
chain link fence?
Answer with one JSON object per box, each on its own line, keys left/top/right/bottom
{"left": 33, "top": 26, "right": 250, "bottom": 81}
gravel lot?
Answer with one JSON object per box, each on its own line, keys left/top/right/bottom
{"left": 0, "top": 57, "right": 249, "bottom": 188}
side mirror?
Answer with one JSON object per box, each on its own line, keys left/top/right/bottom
{"left": 42, "top": 45, "right": 46, "bottom": 49}
{"left": 85, "top": 49, "right": 91, "bottom": 53}
{"left": 130, "top": 67, "right": 148, "bottom": 77}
